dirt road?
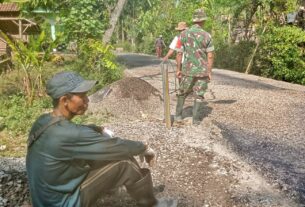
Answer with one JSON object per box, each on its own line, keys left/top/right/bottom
{"left": 117, "top": 53, "right": 305, "bottom": 206}
{"left": 1, "top": 53, "right": 305, "bottom": 207}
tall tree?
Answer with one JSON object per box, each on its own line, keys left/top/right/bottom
{"left": 103, "top": 0, "right": 127, "bottom": 43}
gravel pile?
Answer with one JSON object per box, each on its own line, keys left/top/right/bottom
{"left": 88, "top": 77, "right": 164, "bottom": 121}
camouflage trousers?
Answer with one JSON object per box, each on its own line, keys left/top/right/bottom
{"left": 177, "top": 76, "right": 209, "bottom": 99}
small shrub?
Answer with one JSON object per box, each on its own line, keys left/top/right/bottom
{"left": 136, "top": 35, "right": 155, "bottom": 55}
{"left": 51, "top": 54, "right": 65, "bottom": 66}
{"left": 215, "top": 41, "right": 256, "bottom": 72}
{"left": 1, "top": 31, "right": 57, "bottom": 105}
{"left": 0, "top": 94, "right": 52, "bottom": 136}
{"left": 77, "top": 39, "right": 123, "bottom": 91}
{"left": 115, "top": 41, "right": 133, "bottom": 52}
{"left": 257, "top": 25, "right": 305, "bottom": 84}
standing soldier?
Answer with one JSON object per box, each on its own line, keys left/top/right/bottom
{"left": 175, "top": 9, "right": 214, "bottom": 125}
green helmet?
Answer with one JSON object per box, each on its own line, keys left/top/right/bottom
{"left": 192, "top": 9, "right": 207, "bottom": 22}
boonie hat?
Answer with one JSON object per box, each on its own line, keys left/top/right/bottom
{"left": 192, "top": 9, "right": 207, "bottom": 22}
{"left": 175, "top": 22, "right": 188, "bottom": 31}
{"left": 46, "top": 71, "right": 97, "bottom": 99}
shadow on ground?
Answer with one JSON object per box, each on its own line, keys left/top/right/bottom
{"left": 217, "top": 122, "right": 305, "bottom": 205}
{"left": 214, "top": 72, "right": 289, "bottom": 91}
{"left": 117, "top": 54, "right": 162, "bottom": 69}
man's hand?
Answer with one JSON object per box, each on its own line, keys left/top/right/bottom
{"left": 176, "top": 70, "right": 182, "bottom": 79}
{"left": 139, "top": 147, "right": 156, "bottom": 167}
{"left": 208, "top": 72, "right": 212, "bottom": 81}
{"left": 102, "top": 128, "right": 114, "bottom": 138}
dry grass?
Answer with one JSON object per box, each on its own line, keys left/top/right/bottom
{"left": 0, "top": 132, "right": 27, "bottom": 157}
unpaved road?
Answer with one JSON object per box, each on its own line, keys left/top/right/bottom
{"left": 1, "top": 53, "right": 305, "bottom": 207}
{"left": 117, "top": 53, "right": 305, "bottom": 206}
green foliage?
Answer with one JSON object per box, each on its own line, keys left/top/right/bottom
{"left": 0, "top": 94, "right": 51, "bottom": 136}
{"left": 117, "top": 0, "right": 204, "bottom": 55}
{"left": 215, "top": 41, "right": 256, "bottom": 72}
{"left": 60, "top": 0, "right": 111, "bottom": 42}
{"left": 23, "top": 0, "right": 68, "bottom": 11}
{"left": 23, "top": 0, "right": 117, "bottom": 43}
{"left": 257, "top": 25, "right": 305, "bottom": 84}
{"left": 77, "top": 39, "right": 122, "bottom": 91}
{"left": 268, "top": 0, "right": 298, "bottom": 13}
{"left": 136, "top": 35, "right": 155, "bottom": 54}
{"left": 1, "top": 31, "right": 56, "bottom": 105}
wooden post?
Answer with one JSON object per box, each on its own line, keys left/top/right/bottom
{"left": 162, "top": 64, "right": 171, "bottom": 129}
{"left": 18, "top": 18, "right": 22, "bottom": 40}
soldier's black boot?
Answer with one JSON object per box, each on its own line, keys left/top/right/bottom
{"left": 174, "top": 96, "right": 185, "bottom": 121}
{"left": 192, "top": 99, "right": 205, "bottom": 125}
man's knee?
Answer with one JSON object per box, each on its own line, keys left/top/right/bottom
{"left": 119, "top": 159, "right": 140, "bottom": 170}
{"left": 80, "top": 159, "right": 143, "bottom": 206}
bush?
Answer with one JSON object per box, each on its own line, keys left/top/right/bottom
{"left": 136, "top": 35, "right": 155, "bottom": 55}
{"left": 0, "top": 94, "right": 52, "bottom": 136}
{"left": 77, "top": 39, "right": 123, "bottom": 92}
{"left": 215, "top": 41, "right": 256, "bottom": 72}
{"left": 257, "top": 25, "right": 305, "bottom": 84}
{"left": 114, "top": 41, "right": 133, "bottom": 52}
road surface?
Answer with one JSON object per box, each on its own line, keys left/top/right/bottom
{"left": 117, "top": 52, "right": 305, "bottom": 205}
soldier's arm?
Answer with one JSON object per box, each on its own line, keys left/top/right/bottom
{"left": 176, "top": 52, "right": 183, "bottom": 78}
{"left": 207, "top": 52, "right": 214, "bottom": 72}
{"left": 207, "top": 52, "right": 214, "bottom": 80}
{"left": 175, "top": 38, "right": 183, "bottom": 78}
{"left": 205, "top": 33, "right": 214, "bottom": 79}
{"left": 163, "top": 49, "right": 174, "bottom": 61}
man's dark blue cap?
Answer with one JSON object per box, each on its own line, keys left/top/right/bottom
{"left": 46, "top": 71, "right": 97, "bottom": 99}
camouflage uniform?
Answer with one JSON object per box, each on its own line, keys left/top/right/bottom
{"left": 174, "top": 9, "right": 214, "bottom": 125}
{"left": 177, "top": 24, "right": 214, "bottom": 99}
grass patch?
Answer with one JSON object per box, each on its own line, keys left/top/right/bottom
{"left": 0, "top": 132, "right": 27, "bottom": 157}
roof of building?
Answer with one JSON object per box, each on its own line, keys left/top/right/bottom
{"left": 0, "top": 3, "right": 19, "bottom": 13}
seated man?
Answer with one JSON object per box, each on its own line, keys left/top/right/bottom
{"left": 26, "top": 71, "right": 173, "bottom": 207}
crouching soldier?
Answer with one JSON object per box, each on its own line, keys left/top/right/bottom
{"left": 26, "top": 71, "right": 175, "bottom": 207}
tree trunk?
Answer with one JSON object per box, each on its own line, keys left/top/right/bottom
{"left": 245, "top": 26, "right": 267, "bottom": 74}
{"left": 121, "top": 20, "right": 125, "bottom": 43}
{"left": 103, "top": 0, "right": 128, "bottom": 44}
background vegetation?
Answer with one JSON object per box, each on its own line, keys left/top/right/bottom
{"left": 0, "top": 0, "right": 304, "bottom": 156}
{"left": 116, "top": 0, "right": 305, "bottom": 80}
